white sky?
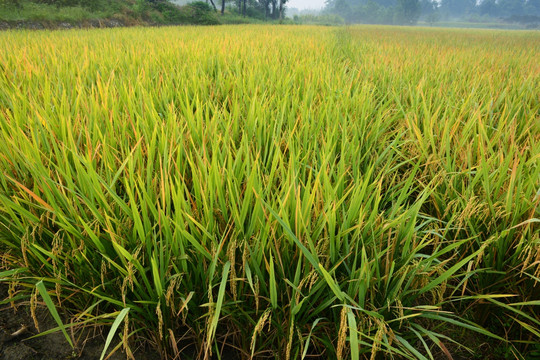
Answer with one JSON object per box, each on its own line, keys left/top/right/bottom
{"left": 287, "top": 0, "right": 326, "bottom": 10}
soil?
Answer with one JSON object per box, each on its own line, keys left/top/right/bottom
{"left": 0, "top": 286, "right": 160, "bottom": 360}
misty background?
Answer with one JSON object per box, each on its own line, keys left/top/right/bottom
{"left": 320, "top": 0, "right": 540, "bottom": 25}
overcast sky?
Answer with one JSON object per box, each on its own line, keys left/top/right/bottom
{"left": 288, "top": 0, "right": 326, "bottom": 9}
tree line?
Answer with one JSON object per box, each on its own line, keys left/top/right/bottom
{"left": 208, "top": 0, "right": 289, "bottom": 19}
{"left": 0, "top": 0, "right": 291, "bottom": 20}
{"left": 3, "top": 0, "right": 539, "bottom": 24}
{"left": 324, "top": 0, "right": 540, "bottom": 24}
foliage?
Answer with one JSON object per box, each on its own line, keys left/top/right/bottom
{"left": 0, "top": 25, "right": 539, "bottom": 359}
{"left": 292, "top": 13, "right": 345, "bottom": 25}
{"left": 183, "top": 1, "right": 220, "bottom": 24}
{"left": 396, "top": 0, "right": 420, "bottom": 24}
{"left": 324, "top": 0, "right": 540, "bottom": 24}
{"left": 0, "top": 0, "right": 221, "bottom": 25}
{"left": 0, "top": 0, "right": 113, "bottom": 21}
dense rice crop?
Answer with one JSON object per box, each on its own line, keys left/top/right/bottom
{"left": 0, "top": 25, "right": 539, "bottom": 359}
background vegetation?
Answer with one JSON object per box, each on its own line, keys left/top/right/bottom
{"left": 0, "top": 0, "right": 293, "bottom": 26}
{"left": 0, "top": 25, "right": 539, "bottom": 359}
{"left": 0, "top": 0, "right": 232, "bottom": 26}
{"left": 324, "top": 0, "right": 540, "bottom": 27}
{"left": 1, "top": 0, "right": 539, "bottom": 28}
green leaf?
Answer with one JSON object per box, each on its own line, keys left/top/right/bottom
{"left": 206, "top": 261, "right": 231, "bottom": 351}
{"left": 347, "top": 309, "right": 359, "bottom": 360}
{"left": 100, "top": 307, "right": 130, "bottom": 360}
{"left": 36, "top": 280, "right": 73, "bottom": 349}
{"left": 269, "top": 255, "right": 277, "bottom": 309}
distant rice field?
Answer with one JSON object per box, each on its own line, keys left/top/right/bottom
{"left": 0, "top": 25, "right": 539, "bottom": 359}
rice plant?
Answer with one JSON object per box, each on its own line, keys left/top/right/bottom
{"left": 0, "top": 25, "right": 538, "bottom": 359}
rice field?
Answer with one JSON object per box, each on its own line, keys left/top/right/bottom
{"left": 0, "top": 25, "right": 539, "bottom": 359}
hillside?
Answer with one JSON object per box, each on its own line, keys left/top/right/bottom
{"left": 0, "top": 0, "right": 222, "bottom": 29}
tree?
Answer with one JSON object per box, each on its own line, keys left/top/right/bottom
{"left": 373, "top": 0, "right": 396, "bottom": 9}
{"left": 440, "top": 0, "right": 476, "bottom": 17}
{"left": 279, "top": 0, "right": 287, "bottom": 19}
{"left": 206, "top": 0, "right": 217, "bottom": 11}
{"left": 333, "top": 0, "right": 351, "bottom": 18}
{"left": 420, "top": 0, "right": 437, "bottom": 14}
{"left": 525, "top": 0, "right": 540, "bottom": 14}
{"left": 498, "top": 0, "right": 526, "bottom": 15}
{"left": 0, "top": 0, "right": 21, "bottom": 7}
{"left": 479, "top": 0, "right": 498, "bottom": 16}
{"left": 420, "top": 0, "right": 440, "bottom": 24}
{"left": 270, "top": 0, "right": 277, "bottom": 18}
{"left": 397, "top": 0, "right": 421, "bottom": 24}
